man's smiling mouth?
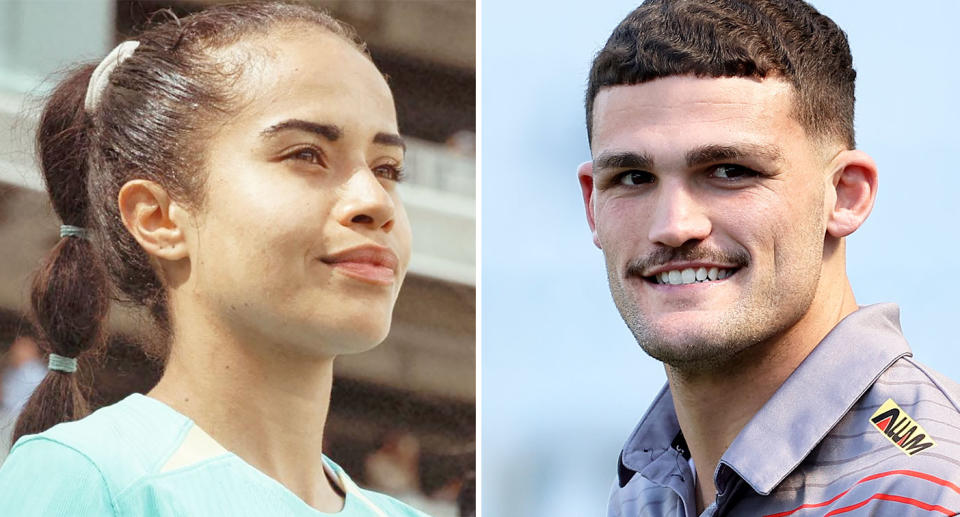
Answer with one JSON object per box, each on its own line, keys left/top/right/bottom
{"left": 643, "top": 266, "right": 741, "bottom": 285}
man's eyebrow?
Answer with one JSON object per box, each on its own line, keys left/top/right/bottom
{"left": 593, "top": 151, "right": 654, "bottom": 172}
{"left": 373, "top": 132, "right": 406, "bottom": 152}
{"left": 686, "top": 143, "right": 783, "bottom": 167}
{"left": 259, "top": 119, "right": 342, "bottom": 141}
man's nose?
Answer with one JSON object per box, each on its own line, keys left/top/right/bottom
{"left": 647, "top": 181, "right": 711, "bottom": 248}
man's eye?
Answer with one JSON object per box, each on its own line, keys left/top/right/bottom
{"left": 618, "top": 171, "right": 654, "bottom": 186}
{"left": 711, "top": 164, "right": 760, "bottom": 180}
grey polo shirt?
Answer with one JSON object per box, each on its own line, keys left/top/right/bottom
{"left": 609, "top": 304, "right": 960, "bottom": 517}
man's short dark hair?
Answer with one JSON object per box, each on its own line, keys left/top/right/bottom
{"left": 586, "top": 0, "right": 856, "bottom": 148}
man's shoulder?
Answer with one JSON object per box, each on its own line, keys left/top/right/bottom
{"left": 758, "top": 356, "right": 960, "bottom": 516}
{"left": 811, "top": 355, "right": 960, "bottom": 474}
{"left": 866, "top": 355, "right": 960, "bottom": 430}
{"left": 857, "top": 356, "right": 960, "bottom": 467}
{"left": 892, "top": 356, "right": 960, "bottom": 409}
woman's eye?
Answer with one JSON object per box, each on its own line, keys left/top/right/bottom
{"left": 711, "top": 164, "right": 760, "bottom": 180}
{"left": 287, "top": 147, "right": 324, "bottom": 166}
{"left": 618, "top": 170, "right": 654, "bottom": 186}
{"left": 374, "top": 164, "right": 406, "bottom": 182}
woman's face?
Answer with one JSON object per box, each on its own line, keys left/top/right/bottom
{"left": 184, "top": 27, "right": 411, "bottom": 357}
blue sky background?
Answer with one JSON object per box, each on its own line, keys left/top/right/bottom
{"left": 481, "top": 1, "right": 960, "bottom": 515}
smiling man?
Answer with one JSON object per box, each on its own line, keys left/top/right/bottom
{"left": 577, "top": 1, "right": 960, "bottom": 516}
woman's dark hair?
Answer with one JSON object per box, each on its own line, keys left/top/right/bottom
{"left": 586, "top": 0, "right": 857, "bottom": 148}
{"left": 14, "top": 2, "right": 368, "bottom": 443}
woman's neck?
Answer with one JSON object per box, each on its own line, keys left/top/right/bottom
{"left": 148, "top": 302, "right": 342, "bottom": 512}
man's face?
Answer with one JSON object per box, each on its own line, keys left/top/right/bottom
{"left": 580, "top": 76, "right": 833, "bottom": 371}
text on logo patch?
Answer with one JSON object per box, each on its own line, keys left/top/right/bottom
{"left": 870, "top": 398, "right": 936, "bottom": 456}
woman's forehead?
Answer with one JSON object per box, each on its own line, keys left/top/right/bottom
{"left": 213, "top": 27, "right": 397, "bottom": 137}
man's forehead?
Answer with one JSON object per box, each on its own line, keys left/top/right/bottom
{"left": 596, "top": 73, "right": 793, "bottom": 105}
{"left": 593, "top": 76, "right": 794, "bottom": 124}
{"left": 590, "top": 76, "right": 804, "bottom": 160}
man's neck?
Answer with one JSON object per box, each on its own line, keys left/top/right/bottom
{"left": 669, "top": 279, "right": 859, "bottom": 513}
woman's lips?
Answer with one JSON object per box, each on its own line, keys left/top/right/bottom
{"left": 321, "top": 245, "right": 399, "bottom": 285}
{"left": 328, "top": 261, "right": 396, "bottom": 285}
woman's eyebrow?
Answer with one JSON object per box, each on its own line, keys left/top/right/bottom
{"left": 374, "top": 132, "right": 406, "bottom": 152}
{"left": 259, "top": 119, "right": 342, "bottom": 141}
{"left": 259, "top": 121, "right": 404, "bottom": 152}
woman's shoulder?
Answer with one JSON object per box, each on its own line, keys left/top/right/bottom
{"left": 0, "top": 431, "right": 118, "bottom": 515}
{"left": 1, "top": 393, "right": 192, "bottom": 503}
{"left": 325, "top": 457, "right": 434, "bottom": 517}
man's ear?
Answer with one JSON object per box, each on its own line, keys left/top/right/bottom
{"left": 826, "top": 150, "right": 878, "bottom": 238}
{"left": 577, "top": 160, "right": 602, "bottom": 249}
{"left": 117, "top": 179, "right": 191, "bottom": 261}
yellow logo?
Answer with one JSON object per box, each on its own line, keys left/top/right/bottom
{"left": 870, "top": 398, "right": 936, "bottom": 456}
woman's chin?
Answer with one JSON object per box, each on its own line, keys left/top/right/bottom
{"left": 328, "top": 330, "right": 390, "bottom": 357}
{"left": 293, "top": 320, "right": 393, "bottom": 358}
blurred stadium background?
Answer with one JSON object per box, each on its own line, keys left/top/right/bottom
{"left": 0, "top": 1, "right": 474, "bottom": 516}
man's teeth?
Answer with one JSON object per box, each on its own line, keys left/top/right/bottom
{"left": 656, "top": 267, "right": 733, "bottom": 285}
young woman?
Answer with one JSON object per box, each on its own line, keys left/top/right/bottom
{"left": 0, "top": 3, "right": 428, "bottom": 516}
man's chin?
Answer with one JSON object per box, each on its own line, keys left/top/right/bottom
{"left": 631, "top": 320, "right": 754, "bottom": 373}
{"left": 639, "top": 310, "right": 730, "bottom": 336}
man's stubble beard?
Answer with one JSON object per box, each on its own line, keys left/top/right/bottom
{"left": 607, "top": 274, "right": 816, "bottom": 374}
{"left": 604, "top": 224, "right": 826, "bottom": 375}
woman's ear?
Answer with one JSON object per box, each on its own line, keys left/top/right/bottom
{"left": 117, "top": 179, "right": 191, "bottom": 260}
{"left": 826, "top": 150, "right": 878, "bottom": 239}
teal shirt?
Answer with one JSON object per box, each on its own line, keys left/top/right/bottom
{"left": 0, "top": 394, "right": 430, "bottom": 516}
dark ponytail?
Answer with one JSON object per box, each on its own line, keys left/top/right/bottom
{"left": 13, "top": 65, "right": 110, "bottom": 442}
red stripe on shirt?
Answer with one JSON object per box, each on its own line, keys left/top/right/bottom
{"left": 762, "top": 470, "right": 960, "bottom": 517}
{"left": 823, "top": 493, "right": 955, "bottom": 516}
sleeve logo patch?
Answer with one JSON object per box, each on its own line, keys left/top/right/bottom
{"left": 870, "top": 398, "right": 936, "bottom": 456}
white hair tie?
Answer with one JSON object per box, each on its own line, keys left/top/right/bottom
{"left": 48, "top": 353, "right": 78, "bottom": 373}
{"left": 84, "top": 40, "right": 140, "bottom": 113}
